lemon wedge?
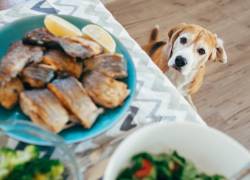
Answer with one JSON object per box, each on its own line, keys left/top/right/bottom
{"left": 44, "top": 15, "right": 82, "bottom": 37}
{"left": 82, "top": 24, "right": 116, "bottom": 53}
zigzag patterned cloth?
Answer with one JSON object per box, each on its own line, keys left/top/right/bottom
{"left": 0, "top": 0, "right": 205, "bottom": 179}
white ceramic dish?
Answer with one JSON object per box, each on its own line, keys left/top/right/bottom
{"left": 104, "top": 122, "right": 250, "bottom": 180}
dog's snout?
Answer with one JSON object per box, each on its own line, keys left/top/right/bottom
{"left": 175, "top": 56, "right": 187, "bottom": 68}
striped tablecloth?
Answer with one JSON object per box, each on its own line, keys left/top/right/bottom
{"left": 0, "top": 0, "right": 205, "bottom": 179}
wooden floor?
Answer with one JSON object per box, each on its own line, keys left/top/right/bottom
{"left": 106, "top": 0, "right": 250, "bottom": 149}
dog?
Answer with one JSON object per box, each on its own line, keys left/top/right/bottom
{"left": 143, "top": 23, "right": 227, "bottom": 108}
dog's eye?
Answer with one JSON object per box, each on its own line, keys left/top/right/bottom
{"left": 197, "top": 48, "right": 206, "bottom": 55}
{"left": 180, "top": 37, "right": 187, "bottom": 44}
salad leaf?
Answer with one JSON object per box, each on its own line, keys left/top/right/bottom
{"left": 116, "top": 151, "right": 226, "bottom": 180}
{"left": 0, "top": 146, "right": 64, "bottom": 180}
{"left": 0, "top": 146, "right": 39, "bottom": 179}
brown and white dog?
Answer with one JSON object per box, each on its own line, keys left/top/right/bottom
{"left": 143, "top": 23, "right": 227, "bottom": 108}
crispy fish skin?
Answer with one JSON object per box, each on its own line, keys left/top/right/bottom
{"left": 0, "top": 78, "right": 23, "bottom": 109}
{"left": 48, "top": 77, "right": 103, "bottom": 128}
{"left": 22, "top": 28, "right": 59, "bottom": 48}
{"left": 21, "top": 64, "right": 55, "bottom": 88}
{"left": 42, "top": 50, "right": 82, "bottom": 78}
{"left": 83, "top": 71, "right": 129, "bottom": 108}
{"left": 84, "top": 54, "right": 127, "bottom": 79}
{"left": 0, "top": 41, "right": 43, "bottom": 83}
{"left": 23, "top": 28, "right": 103, "bottom": 59}
{"left": 56, "top": 36, "right": 103, "bottom": 59}
{"left": 65, "top": 36, "right": 103, "bottom": 57}
{"left": 19, "top": 89, "right": 69, "bottom": 133}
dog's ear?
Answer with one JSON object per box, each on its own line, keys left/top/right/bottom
{"left": 166, "top": 23, "right": 187, "bottom": 58}
{"left": 209, "top": 36, "right": 227, "bottom": 64}
{"left": 168, "top": 23, "right": 187, "bottom": 42}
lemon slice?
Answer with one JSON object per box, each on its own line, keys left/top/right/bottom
{"left": 82, "top": 24, "right": 116, "bottom": 53}
{"left": 44, "top": 15, "right": 82, "bottom": 37}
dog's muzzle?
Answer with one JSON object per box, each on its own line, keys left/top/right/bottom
{"left": 174, "top": 55, "right": 187, "bottom": 70}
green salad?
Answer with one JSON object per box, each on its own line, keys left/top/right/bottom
{"left": 117, "top": 151, "right": 226, "bottom": 180}
{"left": 0, "top": 145, "right": 64, "bottom": 180}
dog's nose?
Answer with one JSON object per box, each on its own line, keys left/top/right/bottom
{"left": 175, "top": 56, "right": 187, "bottom": 68}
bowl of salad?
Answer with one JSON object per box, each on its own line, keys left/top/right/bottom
{"left": 104, "top": 122, "right": 250, "bottom": 180}
{"left": 0, "top": 120, "right": 82, "bottom": 180}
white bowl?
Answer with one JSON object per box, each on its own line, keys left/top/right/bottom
{"left": 104, "top": 122, "right": 250, "bottom": 180}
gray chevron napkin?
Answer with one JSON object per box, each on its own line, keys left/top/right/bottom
{"left": 0, "top": 0, "right": 205, "bottom": 179}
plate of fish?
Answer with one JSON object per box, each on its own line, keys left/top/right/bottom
{"left": 0, "top": 15, "right": 136, "bottom": 145}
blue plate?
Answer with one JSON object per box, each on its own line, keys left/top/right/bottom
{"left": 0, "top": 15, "right": 136, "bottom": 145}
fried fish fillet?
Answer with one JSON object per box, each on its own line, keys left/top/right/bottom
{"left": 0, "top": 41, "right": 43, "bottom": 83}
{"left": 55, "top": 36, "right": 103, "bottom": 59}
{"left": 84, "top": 54, "right": 127, "bottom": 79}
{"left": 21, "top": 64, "right": 55, "bottom": 88}
{"left": 48, "top": 77, "right": 103, "bottom": 128}
{"left": 83, "top": 71, "right": 129, "bottom": 108}
{"left": 42, "top": 50, "right": 82, "bottom": 78}
{"left": 0, "top": 78, "right": 23, "bottom": 109}
{"left": 23, "top": 28, "right": 103, "bottom": 59}
{"left": 22, "top": 28, "right": 59, "bottom": 48}
{"left": 19, "top": 89, "right": 69, "bottom": 133}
